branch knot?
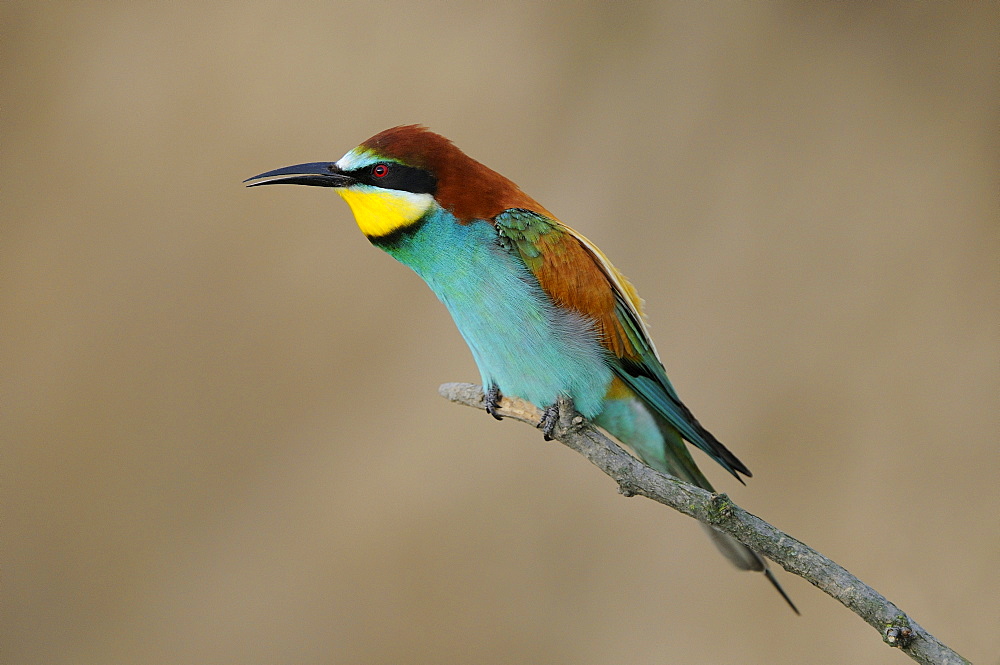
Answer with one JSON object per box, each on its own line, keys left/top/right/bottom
{"left": 707, "top": 493, "right": 734, "bottom": 525}
{"left": 617, "top": 479, "right": 637, "bottom": 497}
{"left": 885, "top": 622, "right": 915, "bottom": 648}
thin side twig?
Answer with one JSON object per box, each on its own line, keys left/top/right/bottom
{"left": 439, "top": 382, "right": 969, "bottom": 665}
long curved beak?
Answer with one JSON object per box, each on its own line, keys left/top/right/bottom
{"left": 244, "top": 162, "right": 355, "bottom": 188}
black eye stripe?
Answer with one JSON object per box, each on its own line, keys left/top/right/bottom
{"left": 351, "top": 163, "right": 437, "bottom": 195}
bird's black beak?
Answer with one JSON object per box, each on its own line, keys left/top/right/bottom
{"left": 244, "top": 162, "right": 355, "bottom": 188}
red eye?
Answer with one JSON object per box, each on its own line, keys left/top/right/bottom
{"left": 372, "top": 163, "right": 389, "bottom": 178}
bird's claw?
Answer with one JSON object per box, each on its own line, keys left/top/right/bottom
{"left": 485, "top": 384, "right": 504, "bottom": 420}
{"left": 537, "top": 403, "right": 560, "bottom": 440}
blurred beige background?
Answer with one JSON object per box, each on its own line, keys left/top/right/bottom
{"left": 3, "top": 3, "right": 997, "bottom": 664}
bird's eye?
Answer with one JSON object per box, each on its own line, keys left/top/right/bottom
{"left": 372, "top": 164, "right": 389, "bottom": 178}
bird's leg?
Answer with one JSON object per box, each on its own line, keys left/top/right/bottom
{"left": 537, "top": 402, "right": 560, "bottom": 441}
{"left": 485, "top": 384, "right": 504, "bottom": 420}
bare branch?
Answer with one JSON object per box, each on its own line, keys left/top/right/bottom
{"left": 439, "top": 382, "right": 970, "bottom": 665}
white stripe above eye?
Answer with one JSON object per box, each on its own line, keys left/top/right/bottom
{"left": 336, "top": 147, "right": 386, "bottom": 172}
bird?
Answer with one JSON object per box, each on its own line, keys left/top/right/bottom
{"left": 246, "top": 125, "right": 797, "bottom": 612}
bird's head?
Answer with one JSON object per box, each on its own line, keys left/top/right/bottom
{"left": 246, "top": 125, "right": 547, "bottom": 242}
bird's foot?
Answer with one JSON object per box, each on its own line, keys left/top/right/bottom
{"left": 537, "top": 403, "right": 560, "bottom": 441}
{"left": 485, "top": 384, "right": 504, "bottom": 420}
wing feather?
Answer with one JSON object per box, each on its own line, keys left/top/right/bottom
{"left": 494, "top": 209, "right": 750, "bottom": 479}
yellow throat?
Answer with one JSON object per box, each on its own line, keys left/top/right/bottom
{"left": 337, "top": 187, "right": 433, "bottom": 238}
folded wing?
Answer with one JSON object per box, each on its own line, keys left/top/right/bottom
{"left": 493, "top": 208, "right": 750, "bottom": 479}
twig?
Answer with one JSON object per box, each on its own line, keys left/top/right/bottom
{"left": 439, "top": 382, "right": 970, "bottom": 665}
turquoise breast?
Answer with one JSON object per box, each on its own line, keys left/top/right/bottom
{"left": 379, "top": 207, "right": 613, "bottom": 417}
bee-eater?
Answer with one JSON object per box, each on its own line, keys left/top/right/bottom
{"left": 246, "top": 125, "right": 796, "bottom": 612}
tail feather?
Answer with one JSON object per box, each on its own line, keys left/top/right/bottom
{"left": 592, "top": 398, "right": 798, "bottom": 613}
{"left": 654, "top": 416, "right": 800, "bottom": 613}
{"left": 703, "top": 525, "right": 800, "bottom": 614}
{"left": 765, "top": 565, "right": 800, "bottom": 615}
